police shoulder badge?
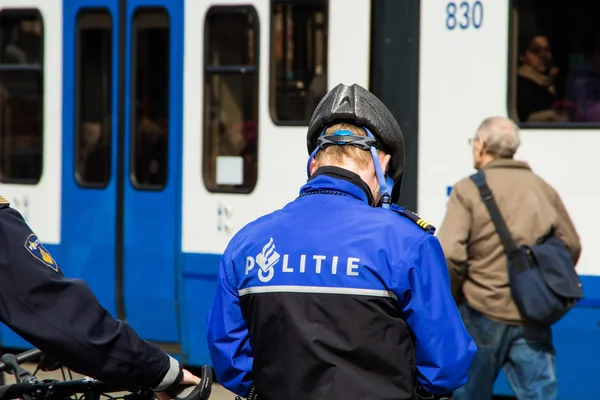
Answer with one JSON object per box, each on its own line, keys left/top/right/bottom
{"left": 410, "top": 212, "right": 436, "bottom": 234}
{"left": 393, "top": 206, "right": 436, "bottom": 235}
{"left": 24, "top": 233, "right": 58, "bottom": 272}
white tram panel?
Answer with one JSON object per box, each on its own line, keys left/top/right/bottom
{"left": 418, "top": 0, "right": 509, "bottom": 229}
{"left": 181, "top": 0, "right": 372, "bottom": 255}
{"left": 0, "top": 0, "right": 63, "bottom": 245}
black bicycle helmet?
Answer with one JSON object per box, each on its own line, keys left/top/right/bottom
{"left": 306, "top": 83, "right": 405, "bottom": 202}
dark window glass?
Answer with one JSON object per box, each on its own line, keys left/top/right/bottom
{"left": 203, "top": 6, "right": 259, "bottom": 193}
{"left": 75, "top": 10, "right": 112, "bottom": 187}
{"left": 131, "top": 9, "right": 170, "bottom": 189}
{"left": 0, "top": 10, "right": 43, "bottom": 183}
{"left": 270, "top": 0, "right": 327, "bottom": 125}
{"left": 511, "top": 0, "right": 600, "bottom": 125}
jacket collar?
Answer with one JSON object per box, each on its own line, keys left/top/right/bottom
{"left": 481, "top": 159, "right": 532, "bottom": 171}
{"left": 299, "top": 166, "right": 374, "bottom": 205}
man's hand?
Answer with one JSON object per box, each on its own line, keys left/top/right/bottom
{"left": 155, "top": 369, "right": 201, "bottom": 400}
{"left": 181, "top": 369, "right": 202, "bottom": 385}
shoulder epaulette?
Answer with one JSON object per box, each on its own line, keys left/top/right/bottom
{"left": 0, "top": 196, "right": 9, "bottom": 208}
{"left": 401, "top": 208, "right": 436, "bottom": 234}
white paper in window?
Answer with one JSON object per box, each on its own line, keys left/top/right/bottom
{"left": 216, "top": 156, "right": 244, "bottom": 185}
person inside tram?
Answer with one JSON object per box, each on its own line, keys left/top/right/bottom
{"left": 516, "top": 31, "right": 562, "bottom": 122}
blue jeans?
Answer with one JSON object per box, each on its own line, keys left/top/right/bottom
{"left": 452, "top": 304, "right": 557, "bottom": 400}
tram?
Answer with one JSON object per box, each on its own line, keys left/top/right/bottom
{"left": 0, "top": 0, "right": 597, "bottom": 398}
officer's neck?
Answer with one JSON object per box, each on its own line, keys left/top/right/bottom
{"left": 309, "top": 165, "right": 377, "bottom": 205}
{"left": 310, "top": 161, "right": 378, "bottom": 196}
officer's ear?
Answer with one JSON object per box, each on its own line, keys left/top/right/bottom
{"left": 309, "top": 157, "right": 319, "bottom": 177}
{"left": 378, "top": 153, "right": 391, "bottom": 175}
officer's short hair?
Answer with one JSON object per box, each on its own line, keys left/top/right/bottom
{"left": 475, "top": 116, "right": 521, "bottom": 158}
{"left": 315, "top": 123, "right": 386, "bottom": 169}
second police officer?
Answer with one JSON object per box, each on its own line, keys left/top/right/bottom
{"left": 0, "top": 197, "right": 209, "bottom": 399}
{"left": 206, "top": 83, "right": 477, "bottom": 400}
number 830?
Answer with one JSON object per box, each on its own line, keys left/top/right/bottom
{"left": 446, "top": 1, "right": 484, "bottom": 30}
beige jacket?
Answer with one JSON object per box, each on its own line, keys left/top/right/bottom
{"left": 438, "top": 159, "right": 581, "bottom": 325}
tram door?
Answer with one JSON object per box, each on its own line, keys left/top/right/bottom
{"left": 61, "top": 0, "right": 183, "bottom": 345}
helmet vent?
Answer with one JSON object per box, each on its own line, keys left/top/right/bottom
{"left": 338, "top": 95, "right": 352, "bottom": 111}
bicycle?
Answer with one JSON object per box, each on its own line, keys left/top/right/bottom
{"left": 0, "top": 348, "right": 213, "bottom": 400}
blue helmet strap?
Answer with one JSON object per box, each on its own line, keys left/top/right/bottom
{"left": 306, "top": 127, "right": 392, "bottom": 209}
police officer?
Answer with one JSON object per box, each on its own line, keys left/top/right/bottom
{"left": 206, "top": 83, "right": 477, "bottom": 400}
{"left": 0, "top": 196, "right": 201, "bottom": 397}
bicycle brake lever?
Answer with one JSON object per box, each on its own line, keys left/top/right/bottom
{"left": 166, "top": 365, "right": 213, "bottom": 400}
{"left": 1, "top": 354, "right": 38, "bottom": 384}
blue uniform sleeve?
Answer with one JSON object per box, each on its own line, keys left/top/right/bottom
{"left": 396, "top": 234, "right": 477, "bottom": 394}
{"left": 206, "top": 252, "right": 253, "bottom": 397}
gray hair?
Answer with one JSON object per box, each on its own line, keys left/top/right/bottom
{"left": 475, "top": 116, "right": 521, "bottom": 158}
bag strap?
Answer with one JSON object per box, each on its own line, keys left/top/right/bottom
{"left": 469, "top": 170, "right": 519, "bottom": 255}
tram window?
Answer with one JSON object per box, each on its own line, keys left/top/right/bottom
{"left": 269, "top": 0, "right": 327, "bottom": 125}
{"left": 130, "top": 9, "right": 170, "bottom": 190}
{"left": 203, "top": 6, "right": 259, "bottom": 194}
{"left": 75, "top": 10, "right": 112, "bottom": 187}
{"left": 510, "top": 0, "right": 600, "bottom": 125}
{"left": 0, "top": 10, "right": 43, "bottom": 184}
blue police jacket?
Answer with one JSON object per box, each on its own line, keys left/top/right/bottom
{"left": 207, "top": 167, "right": 477, "bottom": 400}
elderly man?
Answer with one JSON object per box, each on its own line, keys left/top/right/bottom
{"left": 438, "top": 116, "right": 581, "bottom": 400}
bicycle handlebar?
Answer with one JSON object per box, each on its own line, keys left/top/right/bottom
{"left": 0, "top": 349, "right": 213, "bottom": 400}
{"left": 0, "top": 378, "right": 131, "bottom": 400}
{"left": 0, "top": 349, "right": 42, "bottom": 373}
